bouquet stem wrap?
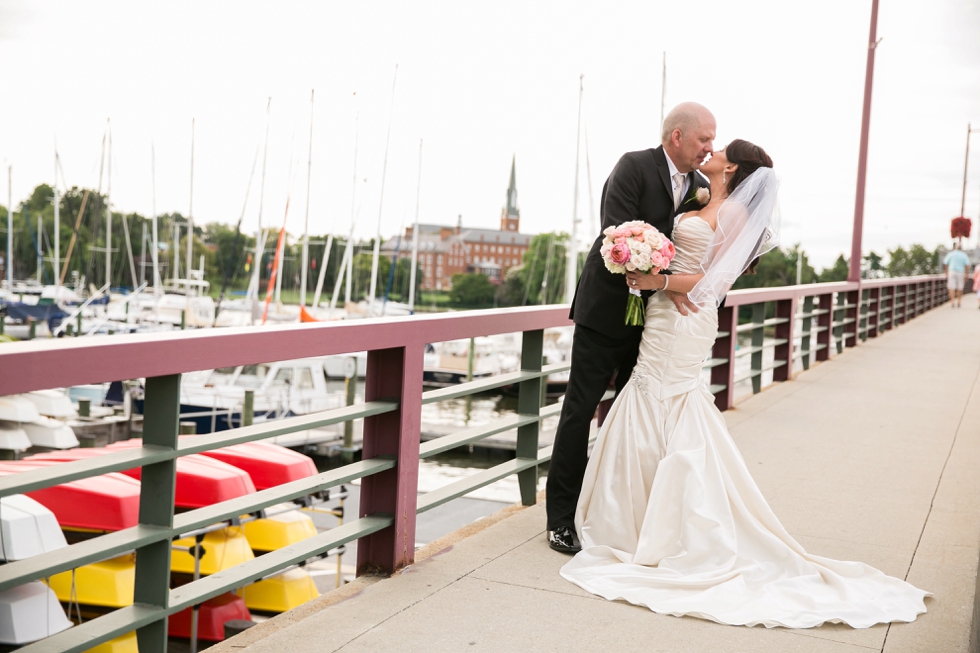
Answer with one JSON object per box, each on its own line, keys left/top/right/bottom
{"left": 625, "top": 288, "right": 645, "bottom": 326}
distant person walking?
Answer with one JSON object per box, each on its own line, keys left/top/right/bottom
{"left": 973, "top": 265, "right": 980, "bottom": 309}
{"left": 943, "top": 243, "right": 971, "bottom": 308}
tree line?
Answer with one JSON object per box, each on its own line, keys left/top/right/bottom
{"left": 0, "top": 183, "right": 423, "bottom": 303}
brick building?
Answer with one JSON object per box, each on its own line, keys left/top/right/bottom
{"left": 381, "top": 156, "right": 531, "bottom": 291}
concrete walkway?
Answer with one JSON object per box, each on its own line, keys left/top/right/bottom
{"left": 216, "top": 297, "right": 980, "bottom": 653}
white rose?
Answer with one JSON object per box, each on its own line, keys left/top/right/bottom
{"left": 605, "top": 260, "right": 625, "bottom": 274}
{"left": 631, "top": 252, "right": 652, "bottom": 271}
{"left": 696, "top": 187, "right": 710, "bottom": 205}
{"left": 636, "top": 242, "right": 653, "bottom": 256}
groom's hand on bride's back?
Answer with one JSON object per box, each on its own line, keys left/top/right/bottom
{"left": 665, "top": 291, "right": 699, "bottom": 316}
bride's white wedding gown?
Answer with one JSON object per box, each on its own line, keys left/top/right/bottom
{"left": 560, "top": 216, "right": 929, "bottom": 629}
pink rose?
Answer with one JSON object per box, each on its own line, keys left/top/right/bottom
{"left": 661, "top": 240, "right": 676, "bottom": 260}
{"left": 633, "top": 232, "right": 645, "bottom": 242}
{"left": 609, "top": 243, "right": 631, "bottom": 265}
{"left": 631, "top": 226, "right": 645, "bottom": 236}
{"left": 614, "top": 226, "right": 632, "bottom": 239}
{"left": 614, "top": 236, "right": 626, "bottom": 245}
{"left": 649, "top": 252, "right": 665, "bottom": 270}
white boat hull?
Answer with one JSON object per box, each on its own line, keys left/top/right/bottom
{"left": 21, "top": 417, "right": 79, "bottom": 449}
{"left": 0, "top": 582, "right": 72, "bottom": 644}
{"left": 0, "top": 423, "right": 32, "bottom": 452}
{"left": 0, "top": 495, "right": 68, "bottom": 561}
{"left": 22, "top": 390, "right": 77, "bottom": 419}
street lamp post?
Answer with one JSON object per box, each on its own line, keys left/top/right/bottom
{"left": 961, "top": 123, "right": 980, "bottom": 219}
{"left": 848, "top": 0, "right": 881, "bottom": 283}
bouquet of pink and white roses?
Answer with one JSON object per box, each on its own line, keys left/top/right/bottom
{"left": 600, "top": 220, "right": 676, "bottom": 326}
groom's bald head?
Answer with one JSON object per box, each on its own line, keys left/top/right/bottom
{"left": 662, "top": 103, "right": 716, "bottom": 172}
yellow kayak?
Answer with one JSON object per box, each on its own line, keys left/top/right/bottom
{"left": 241, "top": 568, "right": 319, "bottom": 613}
{"left": 48, "top": 554, "right": 134, "bottom": 608}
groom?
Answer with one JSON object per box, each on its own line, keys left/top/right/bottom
{"left": 546, "top": 102, "right": 716, "bottom": 553}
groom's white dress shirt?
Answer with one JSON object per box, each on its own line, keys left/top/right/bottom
{"left": 664, "top": 151, "right": 691, "bottom": 211}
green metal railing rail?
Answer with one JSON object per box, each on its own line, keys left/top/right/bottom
{"left": 707, "top": 275, "right": 948, "bottom": 409}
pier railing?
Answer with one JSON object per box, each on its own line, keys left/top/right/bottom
{"left": 0, "top": 273, "right": 948, "bottom": 653}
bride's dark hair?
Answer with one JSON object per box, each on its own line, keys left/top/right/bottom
{"left": 725, "top": 139, "right": 773, "bottom": 197}
{"left": 725, "top": 139, "right": 774, "bottom": 274}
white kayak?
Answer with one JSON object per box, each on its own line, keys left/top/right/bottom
{"left": 21, "top": 417, "right": 79, "bottom": 449}
{"left": 22, "top": 390, "right": 77, "bottom": 419}
{"left": 0, "top": 494, "right": 68, "bottom": 561}
{"left": 0, "top": 422, "right": 32, "bottom": 452}
{"left": 0, "top": 582, "right": 72, "bottom": 644}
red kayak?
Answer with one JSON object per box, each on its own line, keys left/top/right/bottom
{"left": 0, "top": 461, "right": 140, "bottom": 531}
{"left": 191, "top": 441, "right": 317, "bottom": 491}
{"left": 168, "top": 592, "right": 251, "bottom": 641}
{"left": 29, "top": 446, "right": 256, "bottom": 509}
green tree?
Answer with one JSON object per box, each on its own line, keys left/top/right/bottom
{"left": 732, "top": 244, "right": 818, "bottom": 291}
{"left": 886, "top": 244, "right": 939, "bottom": 277}
{"left": 495, "top": 232, "right": 568, "bottom": 306}
{"left": 351, "top": 249, "right": 391, "bottom": 301}
{"left": 449, "top": 273, "right": 496, "bottom": 307}
{"left": 818, "top": 255, "right": 850, "bottom": 282}
{"left": 863, "top": 251, "right": 884, "bottom": 279}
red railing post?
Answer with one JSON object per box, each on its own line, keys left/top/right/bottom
{"left": 897, "top": 284, "right": 908, "bottom": 325}
{"left": 773, "top": 297, "right": 795, "bottom": 382}
{"left": 357, "top": 345, "right": 424, "bottom": 576}
{"left": 711, "top": 306, "right": 738, "bottom": 412}
{"left": 844, "top": 289, "right": 860, "bottom": 348}
{"left": 712, "top": 305, "right": 737, "bottom": 411}
{"left": 816, "top": 293, "right": 833, "bottom": 361}
{"left": 868, "top": 287, "right": 880, "bottom": 338}
{"left": 888, "top": 284, "right": 896, "bottom": 326}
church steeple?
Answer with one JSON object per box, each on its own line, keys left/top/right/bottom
{"left": 500, "top": 155, "right": 520, "bottom": 232}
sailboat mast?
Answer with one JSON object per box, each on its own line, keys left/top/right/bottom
{"left": 408, "top": 139, "right": 423, "bottom": 313}
{"left": 344, "top": 237, "right": 353, "bottom": 306}
{"left": 368, "top": 65, "right": 398, "bottom": 313}
{"left": 36, "top": 213, "right": 43, "bottom": 282}
{"left": 248, "top": 98, "right": 272, "bottom": 304}
{"left": 329, "top": 229, "right": 354, "bottom": 312}
{"left": 659, "top": 52, "right": 667, "bottom": 135}
{"left": 566, "top": 75, "right": 583, "bottom": 305}
{"left": 151, "top": 142, "right": 162, "bottom": 293}
{"left": 300, "top": 89, "right": 314, "bottom": 308}
{"left": 106, "top": 122, "right": 113, "bottom": 289}
{"left": 187, "top": 118, "right": 195, "bottom": 293}
{"left": 140, "top": 221, "right": 146, "bottom": 286}
{"left": 53, "top": 147, "right": 60, "bottom": 289}
{"left": 5, "top": 166, "right": 9, "bottom": 285}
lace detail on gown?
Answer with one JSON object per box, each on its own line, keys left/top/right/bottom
{"left": 559, "top": 215, "right": 929, "bottom": 629}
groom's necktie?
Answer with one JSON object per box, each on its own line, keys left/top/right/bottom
{"left": 672, "top": 173, "right": 686, "bottom": 210}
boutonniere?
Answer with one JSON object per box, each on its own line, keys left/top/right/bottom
{"left": 684, "top": 186, "right": 710, "bottom": 206}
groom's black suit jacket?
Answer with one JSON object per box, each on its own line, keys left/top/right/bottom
{"left": 570, "top": 146, "right": 710, "bottom": 340}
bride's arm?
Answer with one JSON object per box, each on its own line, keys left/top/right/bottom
{"left": 625, "top": 270, "right": 704, "bottom": 293}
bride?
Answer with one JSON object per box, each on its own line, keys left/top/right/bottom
{"left": 559, "top": 139, "right": 930, "bottom": 629}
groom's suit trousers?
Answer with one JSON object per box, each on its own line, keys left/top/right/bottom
{"left": 546, "top": 323, "right": 642, "bottom": 530}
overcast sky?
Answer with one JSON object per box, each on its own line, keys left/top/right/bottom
{"left": 1, "top": 0, "right": 978, "bottom": 268}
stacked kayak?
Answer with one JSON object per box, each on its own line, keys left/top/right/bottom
{"left": 3, "top": 436, "right": 327, "bottom": 646}
{"left": 0, "top": 461, "right": 140, "bottom": 532}
{"left": 0, "top": 495, "right": 72, "bottom": 646}
{"left": 0, "top": 394, "right": 78, "bottom": 451}
{"left": 169, "top": 593, "right": 251, "bottom": 641}
{"left": 30, "top": 446, "right": 257, "bottom": 509}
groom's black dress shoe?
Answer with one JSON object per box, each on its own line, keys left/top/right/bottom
{"left": 548, "top": 526, "right": 582, "bottom": 554}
